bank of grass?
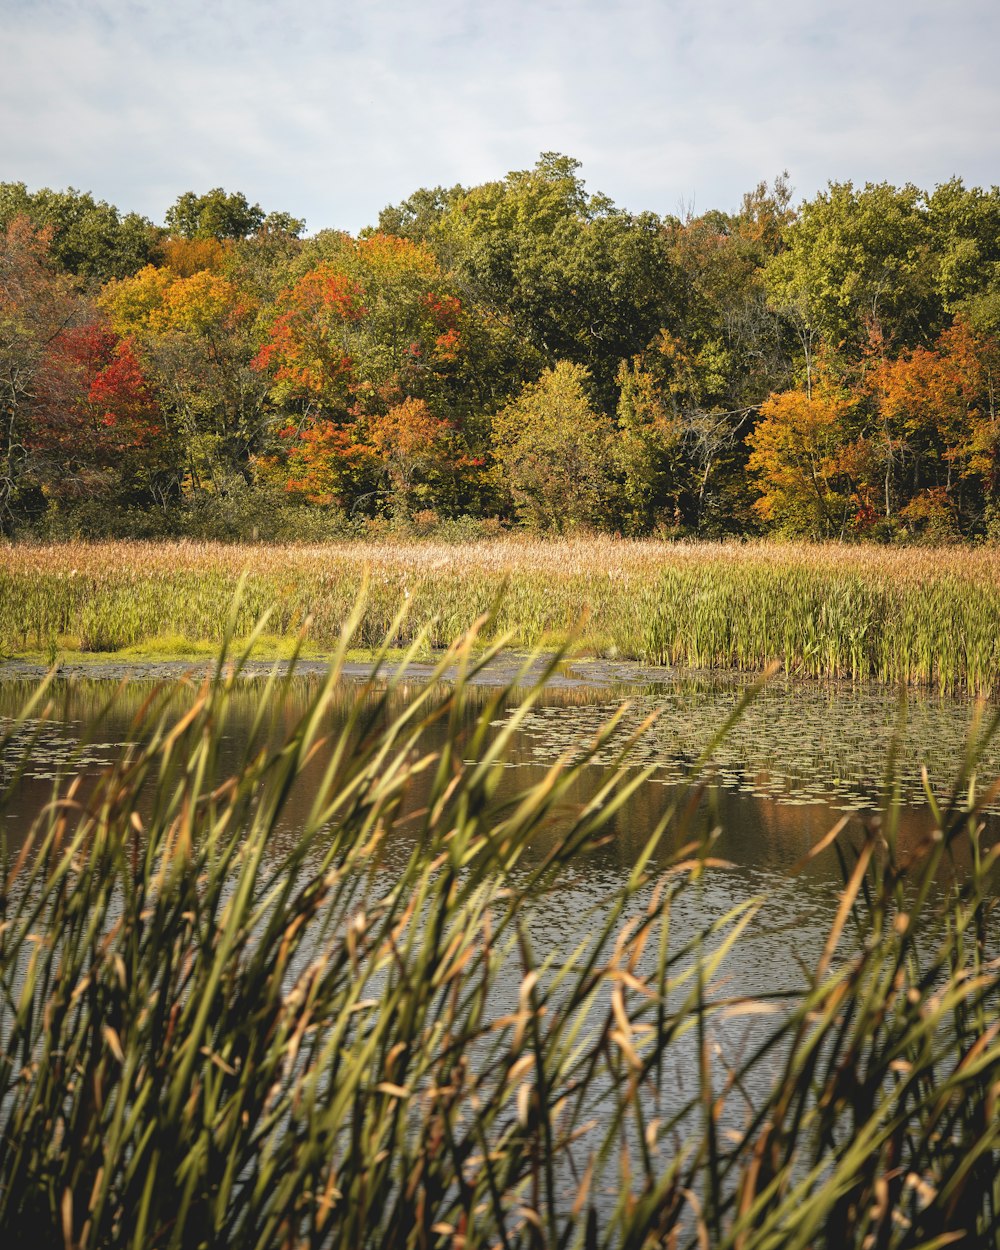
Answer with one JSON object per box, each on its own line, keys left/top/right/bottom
{"left": 4, "top": 537, "right": 1000, "bottom": 690}
{"left": 2, "top": 621, "right": 1000, "bottom": 1247}
{"left": 12, "top": 632, "right": 370, "bottom": 667}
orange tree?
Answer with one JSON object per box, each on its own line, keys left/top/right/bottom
{"left": 865, "top": 317, "right": 999, "bottom": 534}
{"left": 268, "top": 419, "right": 375, "bottom": 508}
{"left": 367, "top": 398, "right": 466, "bottom": 517}
{"left": 252, "top": 233, "right": 481, "bottom": 515}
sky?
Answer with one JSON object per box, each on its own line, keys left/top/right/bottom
{"left": 1, "top": 0, "right": 998, "bottom": 234}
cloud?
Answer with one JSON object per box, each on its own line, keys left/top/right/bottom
{"left": 0, "top": 0, "right": 997, "bottom": 231}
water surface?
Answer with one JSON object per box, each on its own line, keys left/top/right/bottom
{"left": 1, "top": 656, "right": 992, "bottom": 963}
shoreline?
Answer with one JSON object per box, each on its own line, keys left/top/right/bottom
{"left": 0, "top": 648, "right": 988, "bottom": 706}
{"left": 0, "top": 649, "right": 682, "bottom": 691}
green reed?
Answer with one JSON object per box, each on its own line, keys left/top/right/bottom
{"left": 3, "top": 538, "right": 1000, "bottom": 690}
{"left": 1, "top": 606, "right": 1000, "bottom": 1247}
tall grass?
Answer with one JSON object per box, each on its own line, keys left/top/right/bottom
{"left": 3, "top": 538, "right": 1000, "bottom": 690}
{"left": 1, "top": 611, "right": 1000, "bottom": 1246}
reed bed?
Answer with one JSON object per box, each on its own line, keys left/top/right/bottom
{"left": 1, "top": 616, "right": 1000, "bottom": 1247}
{"left": 4, "top": 538, "right": 1000, "bottom": 690}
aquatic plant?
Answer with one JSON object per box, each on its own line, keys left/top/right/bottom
{"left": 1, "top": 614, "right": 999, "bottom": 1247}
{"left": 3, "top": 537, "right": 1000, "bottom": 690}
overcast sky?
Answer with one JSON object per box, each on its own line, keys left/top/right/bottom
{"left": 2, "top": 0, "right": 997, "bottom": 233}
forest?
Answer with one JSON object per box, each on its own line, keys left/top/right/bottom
{"left": 2, "top": 154, "right": 1000, "bottom": 542}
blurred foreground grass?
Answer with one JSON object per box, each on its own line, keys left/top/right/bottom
{"left": 1, "top": 604, "right": 1000, "bottom": 1247}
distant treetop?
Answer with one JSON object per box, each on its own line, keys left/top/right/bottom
{"left": 164, "top": 188, "right": 305, "bottom": 241}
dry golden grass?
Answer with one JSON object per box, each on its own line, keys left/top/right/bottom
{"left": 2, "top": 537, "right": 1000, "bottom": 689}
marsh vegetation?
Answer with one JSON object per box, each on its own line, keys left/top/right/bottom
{"left": 1, "top": 613, "right": 1000, "bottom": 1247}
{"left": 5, "top": 538, "right": 1000, "bottom": 691}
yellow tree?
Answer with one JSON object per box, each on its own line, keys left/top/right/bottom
{"left": 746, "top": 382, "right": 853, "bottom": 536}
{"left": 100, "top": 265, "right": 263, "bottom": 492}
{"left": 492, "top": 361, "right": 614, "bottom": 531}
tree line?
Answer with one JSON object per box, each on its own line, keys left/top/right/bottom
{"left": 2, "top": 157, "right": 999, "bottom": 540}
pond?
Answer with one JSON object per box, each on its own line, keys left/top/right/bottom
{"left": 1, "top": 651, "right": 995, "bottom": 996}
{"left": 2, "top": 651, "right": 997, "bottom": 1237}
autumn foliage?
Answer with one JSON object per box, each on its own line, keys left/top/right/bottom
{"left": 3, "top": 163, "right": 1000, "bottom": 537}
{"left": 747, "top": 383, "right": 854, "bottom": 536}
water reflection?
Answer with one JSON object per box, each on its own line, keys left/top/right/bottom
{"left": 2, "top": 663, "right": 993, "bottom": 853}
{"left": 1, "top": 660, "right": 993, "bottom": 1237}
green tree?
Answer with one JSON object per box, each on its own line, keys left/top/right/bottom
{"left": 375, "top": 184, "right": 466, "bottom": 251}
{"left": 492, "top": 361, "right": 614, "bottom": 531}
{"left": 927, "top": 179, "right": 1000, "bottom": 307}
{"left": 928, "top": 179, "right": 1000, "bottom": 336}
{"left": 613, "top": 176, "right": 796, "bottom": 533}
{"left": 765, "top": 181, "right": 940, "bottom": 367}
{"left": 665, "top": 176, "right": 795, "bottom": 410}
{"left": 379, "top": 155, "right": 680, "bottom": 413}
{"left": 614, "top": 357, "right": 686, "bottom": 533}
{"left": 0, "top": 183, "right": 157, "bottom": 284}
{"left": 164, "top": 189, "right": 304, "bottom": 241}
